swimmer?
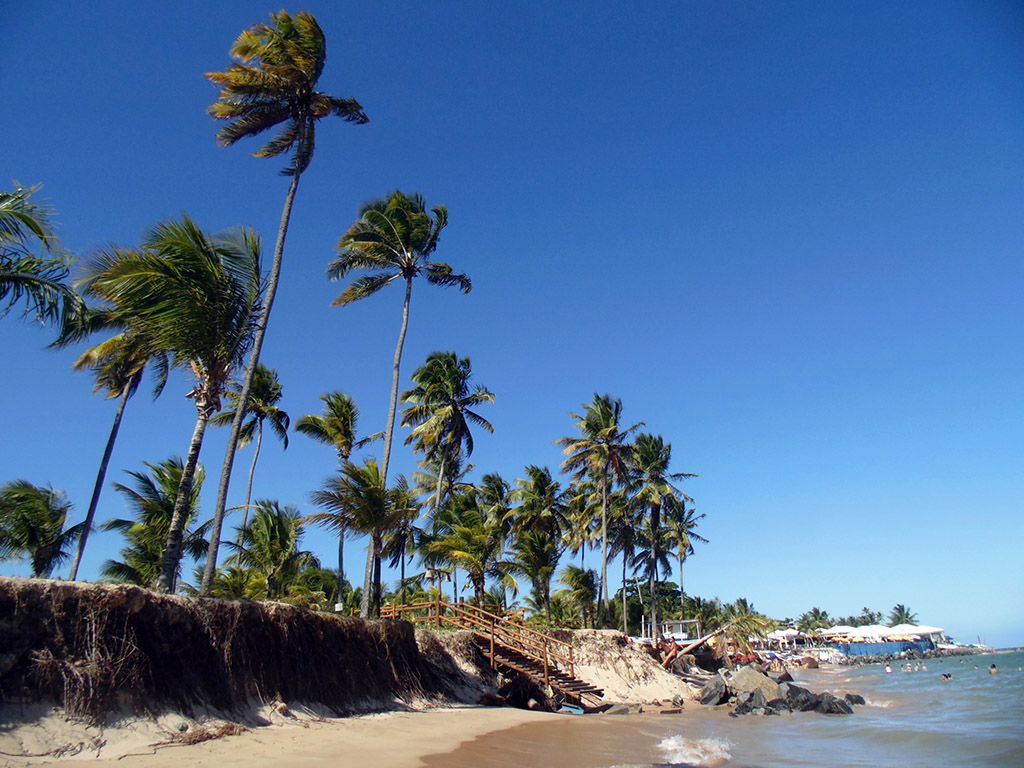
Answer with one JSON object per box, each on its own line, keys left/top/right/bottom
{"left": 941, "top": 673, "right": 952, "bottom": 681}
{"left": 921, "top": 663, "right": 928, "bottom": 671}
{"left": 885, "top": 664, "right": 893, "bottom": 674}
{"left": 989, "top": 664, "right": 999, "bottom": 675}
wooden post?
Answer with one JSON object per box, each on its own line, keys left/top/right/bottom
{"left": 543, "top": 644, "right": 550, "bottom": 688}
{"left": 435, "top": 591, "right": 442, "bottom": 628}
{"left": 490, "top": 615, "right": 496, "bottom": 668}
{"left": 569, "top": 645, "right": 575, "bottom": 679}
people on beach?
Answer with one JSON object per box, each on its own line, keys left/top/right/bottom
{"left": 989, "top": 664, "right": 999, "bottom": 675}
{"left": 884, "top": 664, "right": 893, "bottom": 674}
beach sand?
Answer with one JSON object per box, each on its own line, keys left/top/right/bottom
{"left": 4, "top": 707, "right": 567, "bottom": 768}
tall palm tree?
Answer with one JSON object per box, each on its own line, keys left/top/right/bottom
{"left": 307, "top": 458, "right": 406, "bottom": 617}
{"left": 628, "top": 433, "right": 696, "bottom": 636}
{"left": 0, "top": 183, "right": 81, "bottom": 328}
{"left": 102, "top": 458, "right": 208, "bottom": 587}
{"left": 562, "top": 481, "right": 597, "bottom": 569}
{"left": 381, "top": 476, "right": 420, "bottom": 605}
{"left": 559, "top": 564, "right": 598, "bottom": 628}
{"left": 202, "top": 10, "right": 368, "bottom": 597}
{"left": 78, "top": 215, "right": 263, "bottom": 592}
{"left": 558, "top": 394, "right": 643, "bottom": 624}
{"left": 0, "top": 480, "right": 83, "bottom": 578}
{"left": 58, "top": 318, "right": 170, "bottom": 581}
{"left": 328, "top": 191, "right": 471, "bottom": 495}
{"left": 508, "top": 465, "right": 568, "bottom": 539}
{"left": 228, "top": 501, "right": 316, "bottom": 600}
{"left": 663, "top": 499, "right": 707, "bottom": 621}
{"left": 607, "top": 489, "right": 640, "bottom": 632}
{"left": 506, "top": 529, "right": 562, "bottom": 623}
{"left": 888, "top": 604, "right": 918, "bottom": 627}
{"left": 210, "top": 364, "right": 290, "bottom": 532}
{"left": 401, "top": 351, "right": 494, "bottom": 514}
{"left": 294, "top": 391, "right": 381, "bottom": 585}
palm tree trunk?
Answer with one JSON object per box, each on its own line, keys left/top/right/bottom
{"left": 678, "top": 553, "right": 685, "bottom": 621}
{"left": 621, "top": 555, "right": 628, "bottom": 633}
{"left": 201, "top": 171, "right": 301, "bottom": 597}
{"left": 650, "top": 502, "right": 660, "bottom": 639}
{"left": 239, "top": 421, "right": 263, "bottom": 534}
{"left": 379, "top": 276, "right": 413, "bottom": 488}
{"left": 360, "top": 540, "right": 375, "bottom": 618}
{"left": 433, "top": 453, "right": 447, "bottom": 515}
{"left": 157, "top": 409, "right": 210, "bottom": 592}
{"left": 338, "top": 527, "right": 345, "bottom": 591}
{"left": 599, "top": 474, "right": 610, "bottom": 625}
{"left": 68, "top": 375, "right": 135, "bottom": 580}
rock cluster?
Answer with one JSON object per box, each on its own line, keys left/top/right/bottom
{"left": 697, "top": 665, "right": 864, "bottom": 717}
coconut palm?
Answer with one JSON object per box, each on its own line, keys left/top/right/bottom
{"left": 328, "top": 191, "right": 471, "bottom": 496}
{"left": 307, "top": 458, "right": 408, "bottom": 617}
{"left": 663, "top": 499, "right": 707, "bottom": 621}
{"left": 508, "top": 465, "right": 568, "bottom": 539}
{"left": 505, "top": 529, "right": 562, "bottom": 623}
{"left": 797, "top": 606, "right": 832, "bottom": 634}
{"left": 228, "top": 501, "right": 316, "bottom": 600}
{"left": 559, "top": 564, "right": 598, "bottom": 628}
{"left": 78, "top": 215, "right": 263, "bottom": 592}
{"left": 102, "top": 458, "right": 208, "bottom": 587}
{"left": 0, "top": 183, "right": 81, "bottom": 327}
{"left": 62, "top": 321, "right": 169, "bottom": 581}
{"left": 558, "top": 394, "right": 643, "bottom": 624}
{"left": 0, "top": 480, "right": 83, "bottom": 577}
{"left": 608, "top": 489, "right": 640, "bottom": 632}
{"left": 202, "top": 10, "right": 368, "bottom": 596}
{"left": 210, "top": 364, "right": 290, "bottom": 532}
{"left": 627, "top": 433, "right": 696, "bottom": 636}
{"left": 401, "top": 351, "right": 494, "bottom": 514}
{"left": 888, "top": 604, "right": 918, "bottom": 627}
{"left": 294, "top": 391, "right": 381, "bottom": 585}
{"left": 381, "top": 477, "right": 421, "bottom": 605}
{"left": 562, "top": 481, "right": 598, "bottom": 569}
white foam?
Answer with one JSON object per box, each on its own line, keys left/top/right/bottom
{"left": 657, "top": 735, "right": 733, "bottom": 767}
{"left": 866, "top": 698, "right": 896, "bottom": 708}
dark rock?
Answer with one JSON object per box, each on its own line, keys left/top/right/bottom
{"left": 766, "top": 698, "right": 792, "bottom": 714}
{"left": 498, "top": 674, "right": 553, "bottom": 711}
{"left": 779, "top": 682, "right": 821, "bottom": 712}
{"left": 844, "top": 693, "right": 866, "bottom": 706}
{"left": 774, "top": 670, "right": 794, "bottom": 683}
{"left": 815, "top": 692, "right": 854, "bottom": 715}
{"left": 734, "top": 688, "right": 768, "bottom": 715}
{"left": 477, "top": 692, "right": 505, "bottom": 707}
{"left": 699, "top": 676, "right": 730, "bottom": 706}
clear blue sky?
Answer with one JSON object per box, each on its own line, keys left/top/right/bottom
{"left": 3, "top": 1, "right": 1022, "bottom": 646}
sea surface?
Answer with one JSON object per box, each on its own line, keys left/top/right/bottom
{"left": 425, "top": 651, "right": 1024, "bottom": 768}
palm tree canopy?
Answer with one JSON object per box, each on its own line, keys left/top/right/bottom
{"left": 229, "top": 500, "right": 317, "bottom": 599}
{"left": 306, "top": 458, "right": 406, "bottom": 541}
{"left": 328, "top": 190, "right": 470, "bottom": 306}
{"left": 558, "top": 393, "right": 644, "bottom": 485}
{"left": 211, "top": 363, "right": 290, "bottom": 449}
{"left": 206, "top": 10, "right": 368, "bottom": 176}
{"left": 0, "top": 480, "right": 83, "bottom": 577}
{"left": 295, "top": 391, "right": 381, "bottom": 461}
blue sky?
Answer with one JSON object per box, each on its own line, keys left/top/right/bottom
{"left": 3, "top": 1, "right": 1022, "bottom": 646}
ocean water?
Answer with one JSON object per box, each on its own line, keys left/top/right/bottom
{"left": 426, "top": 651, "right": 1024, "bottom": 768}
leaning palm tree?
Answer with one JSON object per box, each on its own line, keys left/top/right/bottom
{"left": 210, "top": 364, "right": 290, "bottom": 532}
{"left": 294, "top": 391, "right": 381, "bottom": 585}
{"left": 78, "top": 215, "right": 263, "bottom": 592}
{"left": 0, "top": 480, "right": 83, "bottom": 578}
{"left": 60, "top": 316, "right": 169, "bottom": 581}
{"left": 102, "top": 458, "right": 208, "bottom": 587}
{"left": 628, "top": 433, "right": 696, "bottom": 636}
{"left": 201, "top": 10, "right": 368, "bottom": 596}
{"left": 558, "top": 394, "right": 643, "bottom": 624}
{"left": 307, "top": 458, "right": 407, "bottom": 617}
{"left": 0, "top": 183, "right": 81, "bottom": 328}
{"left": 328, "top": 191, "right": 471, "bottom": 495}
{"left": 401, "top": 351, "right": 494, "bottom": 514}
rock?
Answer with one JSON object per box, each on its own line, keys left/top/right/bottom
{"left": 779, "top": 682, "right": 821, "bottom": 712}
{"left": 728, "top": 666, "right": 781, "bottom": 702}
{"left": 477, "top": 692, "right": 505, "bottom": 707}
{"left": 734, "top": 688, "right": 768, "bottom": 715}
{"left": 815, "top": 692, "right": 853, "bottom": 715}
{"left": 774, "top": 670, "right": 794, "bottom": 683}
{"left": 698, "top": 676, "right": 730, "bottom": 706}
{"left": 603, "top": 704, "right": 631, "bottom": 715}
{"left": 844, "top": 693, "right": 866, "bottom": 706}
{"left": 800, "top": 656, "right": 819, "bottom": 669}
{"left": 766, "top": 698, "right": 792, "bottom": 714}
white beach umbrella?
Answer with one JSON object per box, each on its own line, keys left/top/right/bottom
{"left": 857, "top": 624, "right": 893, "bottom": 639}
{"left": 820, "top": 625, "right": 857, "bottom": 637}
{"left": 768, "top": 628, "right": 801, "bottom": 641}
{"left": 912, "top": 625, "right": 944, "bottom": 636}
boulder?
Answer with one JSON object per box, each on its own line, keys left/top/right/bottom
{"left": 698, "top": 676, "right": 730, "bottom": 706}
{"left": 766, "top": 697, "right": 792, "bottom": 714}
{"left": 778, "top": 682, "right": 821, "bottom": 712}
{"left": 734, "top": 688, "right": 768, "bottom": 715}
{"left": 815, "top": 692, "right": 853, "bottom": 715}
{"left": 774, "top": 670, "right": 794, "bottom": 683}
{"left": 844, "top": 693, "right": 866, "bottom": 706}
{"left": 728, "top": 666, "right": 781, "bottom": 702}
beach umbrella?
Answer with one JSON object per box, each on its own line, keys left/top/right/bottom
{"left": 819, "top": 625, "right": 857, "bottom": 637}
{"left": 857, "top": 624, "right": 893, "bottom": 639}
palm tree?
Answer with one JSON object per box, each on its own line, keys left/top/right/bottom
{"left": 401, "top": 351, "right": 494, "bottom": 514}
{"left": 228, "top": 501, "right": 316, "bottom": 600}
{"left": 797, "top": 607, "right": 832, "bottom": 634}
{"left": 0, "top": 480, "right": 83, "bottom": 577}
{"left": 562, "top": 481, "right": 597, "bottom": 569}
{"left": 381, "top": 477, "right": 421, "bottom": 605}
{"left": 888, "top": 604, "right": 918, "bottom": 626}
{"left": 102, "top": 458, "right": 208, "bottom": 587}
{"left": 78, "top": 215, "right": 263, "bottom": 592}
{"left": 559, "top": 564, "right": 597, "bottom": 628}
{"left": 506, "top": 529, "right": 562, "bottom": 623}
{"left": 423, "top": 488, "right": 505, "bottom": 607}
{"left": 608, "top": 489, "right": 640, "bottom": 632}
{"left": 210, "top": 364, "right": 290, "bottom": 532}
{"left": 328, "top": 191, "right": 471, "bottom": 496}
{"left": 558, "top": 394, "right": 643, "bottom": 624}
{"left": 508, "top": 465, "right": 568, "bottom": 538}
{"left": 628, "top": 433, "right": 696, "bottom": 636}
{"left": 663, "top": 499, "right": 707, "bottom": 621}
{"left": 307, "top": 458, "right": 407, "bottom": 617}
{"left": 202, "top": 10, "right": 368, "bottom": 596}
{"left": 62, "top": 321, "right": 169, "bottom": 581}
{"left": 294, "top": 391, "right": 381, "bottom": 585}
{"left": 0, "top": 183, "right": 81, "bottom": 328}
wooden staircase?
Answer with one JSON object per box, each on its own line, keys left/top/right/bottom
{"left": 380, "top": 598, "right": 603, "bottom": 706}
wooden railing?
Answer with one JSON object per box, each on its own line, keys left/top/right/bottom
{"left": 381, "top": 597, "right": 575, "bottom": 684}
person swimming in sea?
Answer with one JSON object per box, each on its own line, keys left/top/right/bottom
{"left": 941, "top": 673, "right": 952, "bottom": 681}
{"left": 884, "top": 664, "right": 893, "bottom": 674}
{"left": 989, "top": 664, "right": 999, "bottom": 675}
